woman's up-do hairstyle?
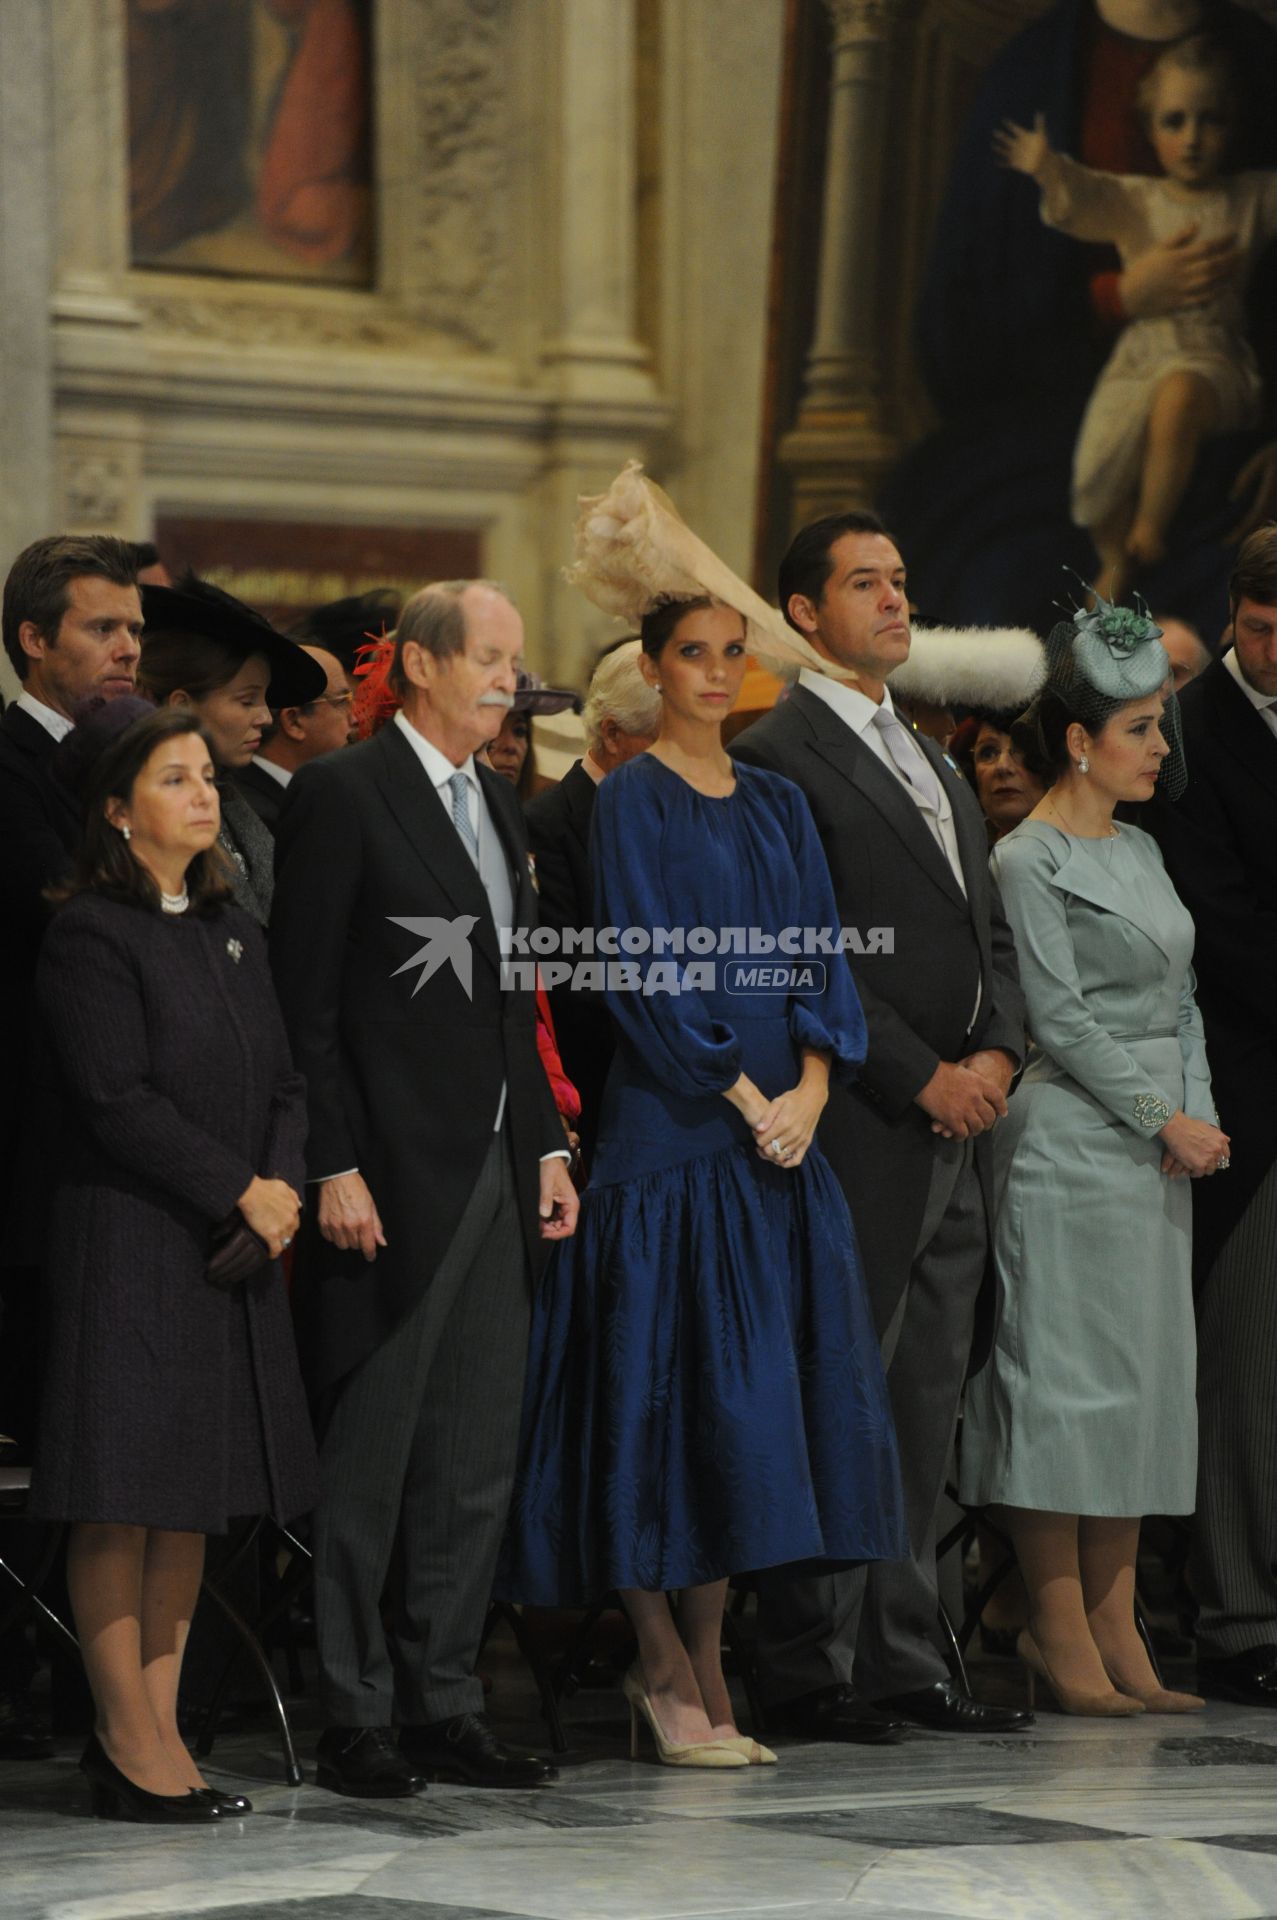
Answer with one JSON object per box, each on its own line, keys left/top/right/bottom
{"left": 50, "top": 699, "right": 232, "bottom": 914}
{"left": 1019, "top": 585, "right": 1186, "bottom": 798}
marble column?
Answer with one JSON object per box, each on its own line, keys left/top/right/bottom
{"left": 0, "top": 0, "right": 57, "bottom": 698}
{"left": 779, "top": 0, "right": 902, "bottom": 527}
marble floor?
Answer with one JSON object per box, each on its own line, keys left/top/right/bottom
{"left": 5, "top": 1664, "right": 1277, "bottom": 1920}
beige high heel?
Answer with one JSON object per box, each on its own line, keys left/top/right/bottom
{"left": 718, "top": 1734, "right": 778, "bottom": 1765}
{"left": 1105, "top": 1672, "right": 1205, "bottom": 1713}
{"left": 622, "top": 1669, "right": 749, "bottom": 1768}
{"left": 1017, "top": 1631, "right": 1145, "bottom": 1717}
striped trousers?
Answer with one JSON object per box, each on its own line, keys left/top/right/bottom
{"left": 311, "top": 1130, "right": 530, "bottom": 1725}
{"left": 1191, "top": 1155, "right": 1277, "bottom": 1659}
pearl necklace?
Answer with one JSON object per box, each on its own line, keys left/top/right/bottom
{"left": 160, "top": 889, "right": 190, "bottom": 915}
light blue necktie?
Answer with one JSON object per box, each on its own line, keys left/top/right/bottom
{"left": 449, "top": 770, "right": 479, "bottom": 865}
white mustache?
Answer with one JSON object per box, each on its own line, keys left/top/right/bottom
{"left": 478, "top": 693, "right": 515, "bottom": 710}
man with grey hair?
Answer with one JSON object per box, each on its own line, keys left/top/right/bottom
{"left": 525, "top": 638, "right": 659, "bottom": 1164}
{"left": 272, "top": 580, "right": 578, "bottom": 1796}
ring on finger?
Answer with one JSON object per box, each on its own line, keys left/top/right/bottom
{"left": 770, "top": 1139, "right": 784, "bottom": 1157}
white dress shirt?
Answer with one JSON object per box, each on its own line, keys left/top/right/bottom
{"left": 15, "top": 691, "right": 73, "bottom": 743}
{"left": 250, "top": 754, "right": 291, "bottom": 788}
{"left": 797, "top": 670, "right": 967, "bottom": 893}
{"left": 1222, "top": 646, "right": 1277, "bottom": 743}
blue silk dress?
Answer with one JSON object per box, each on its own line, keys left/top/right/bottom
{"left": 498, "top": 753, "right": 905, "bottom": 1604}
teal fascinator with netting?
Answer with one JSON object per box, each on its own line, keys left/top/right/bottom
{"left": 1026, "top": 586, "right": 1186, "bottom": 800}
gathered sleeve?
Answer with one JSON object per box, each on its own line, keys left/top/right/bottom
{"left": 36, "top": 908, "right": 257, "bottom": 1220}
{"left": 590, "top": 770, "right": 743, "bottom": 1099}
{"left": 1177, "top": 963, "right": 1217, "bottom": 1125}
{"left": 991, "top": 834, "right": 1182, "bottom": 1140}
{"left": 1037, "top": 152, "right": 1142, "bottom": 249}
{"left": 783, "top": 783, "right": 867, "bottom": 1083}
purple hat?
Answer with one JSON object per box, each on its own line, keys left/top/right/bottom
{"left": 512, "top": 669, "right": 581, "bottom": 717}
{"left": 52, "top": 695, "right": 158, "bottom": 804}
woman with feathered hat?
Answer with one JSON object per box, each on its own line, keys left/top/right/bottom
{"left": 498, "top": 468, "right": 906, "bottom": 1767}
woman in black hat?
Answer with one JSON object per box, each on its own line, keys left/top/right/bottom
{"left": 482, "top": 669, "right": 582, "bottom": 803}
{"left": 137, "top": 577, "right": 325, "bottom": 924}
{"left": 32, "top": 700, "right": 317, "bottom": 1822}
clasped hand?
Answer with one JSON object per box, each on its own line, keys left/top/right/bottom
{"left": 917, "top": 1052, "right": 1013, "bottom": 1141}
{"left": 237, "top": 1175, "right": 303, "bottom": 1261}
{"left": 750, "top": 1079, "right": 828, "bottom": 1170}
{"left": 1159, "top": 1112, "right": 1230, "bottom": 1180}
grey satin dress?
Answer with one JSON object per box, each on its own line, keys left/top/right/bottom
{"left": 960, "top": 819, "right": 1214, "bottom": 1516}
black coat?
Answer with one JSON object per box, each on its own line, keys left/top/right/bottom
{"left": 30, "top": 894, "right": 317, "bottom": 1532}
{"left": 524, "top": 760, "right": 612, "bottom": 1166}
{"left": 234, "top": 760, "right": 288, "bottom": 833}
{"left": 0, "top": 703, "right": 81, "bottom": 1259}
{"left": 270, "top": 721, "right": 562, "bottom": 1401}
{"left": 732, "top": 687, "right": 1026, "bottom": 1364}
{"left": 1146, "top": 656, "right": 1277, "bottom": 1280}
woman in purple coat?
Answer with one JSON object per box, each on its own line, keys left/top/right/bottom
{"left": 32, "top": 702, "right": 317, "bottom": 1822}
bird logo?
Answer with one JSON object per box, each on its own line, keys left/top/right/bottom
{"left": 387, "top": 915, "right": 479, "bottom": 999}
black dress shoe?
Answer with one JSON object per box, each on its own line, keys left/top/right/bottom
{"left": 196, "top": 1787, "right": 253, "bottom": 1814}
{"left": 766, "top": 1684, "right": 907, "bottom": 1744}
{"left": 1197, "top": 1645, "right": 1277, "bottom": 1707}
{"left": 399, "top": 1712, "right": 558, "bottom": 1788}
{"left": 79, "top": 1734, "right": 224, "bottom": 1823}
{"left": 315, "top": 1726, "right": 426, "bottom": 1798}
{"left": 875, "top": 1679, "right": 1033, "bottom": 1733}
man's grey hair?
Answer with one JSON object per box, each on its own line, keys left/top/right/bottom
{"left": 583, "top": 638, "right": 662, "bottom": 752}
{"left": 391, "top": 578, "right": 516, "bottom": 693}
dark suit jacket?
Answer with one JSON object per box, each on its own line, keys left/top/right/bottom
{"left": 0, "top": 703, "right": 82, "bottom": 1257}
{"left": 732, "top": 685, "right": 1026, "bottom": 1362}
{"left": 270, "top": 721, "right": 562, "bottom": 1399}
{"left": 1146, "top": 656, "right": 1277, "bottom": 1281}
{"left": 234, "top": 760, "right": 289, "bottom": 833}
{"left": 524, "top": 759, "right": 612, "bottom": 1166}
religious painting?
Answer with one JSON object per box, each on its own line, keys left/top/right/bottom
{"left": 760, "top": 0, "right": 1277, "bottom": 644}
{"left": 127, "top": 0, "right": 374, "bottom": 286}
{"left": 151, "top": 517, "right": 482, "bottom": 631}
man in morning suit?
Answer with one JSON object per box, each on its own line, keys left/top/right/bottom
{"left": 732, "top": 511, "right": 1031, "bottom": 1740}
{"left": 524, "top": 639, "right": 659, "bottom": 1164}
{"left": 235, "top": 641, "right": 356, "bottom": 831}
{"left": 0, "top": 533, "right": 142, "bottom": 1755}
{"left": 1148, "top": 525, "right": 1277, "bottom": 1708}
{"left": 271, "top": 581, "right": 579, "bottom": 1797}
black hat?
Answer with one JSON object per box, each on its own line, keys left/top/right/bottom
{"left": 290, "top": 588, "right": 402, "bottom": 676}
{"left": 142, "top": 574, "right": 326, "bottom": 708}
{"left": 512, "top": 669, "right": 581, "bottom": 716}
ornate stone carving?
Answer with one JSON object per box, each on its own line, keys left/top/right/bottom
{"left": 405, "top": 0, "right": 514, "bottom": 351}
{"left": 137, "top": 293, "right": 428, "bottom": 351}
{"left": 57, "top": 438, "right": 129, "bottom": 528}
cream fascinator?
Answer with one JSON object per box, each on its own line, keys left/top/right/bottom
{"left": 565, "top": 461, "right": 850, "bottom": 681}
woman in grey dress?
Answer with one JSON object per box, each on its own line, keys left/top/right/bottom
{"left": 961, "top": 596, "right": 1229, "bottom": 1715}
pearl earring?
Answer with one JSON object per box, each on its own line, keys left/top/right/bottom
{"left": 654, "top": 683, "right": 663, "bottom": 693}
{"left": 1077, "top": 755, "right": 1090, "bottom": 775}
{"left": 120, "top": 824, "right": 132, "bottom": 841}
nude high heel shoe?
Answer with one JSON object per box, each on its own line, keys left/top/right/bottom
{"left": 621, "top": 1669, "right": 749, "bottom": 1768}
{"left": 1017, "top": 1631, "right": 1145, "bottom": 1718}
{"left": 1104, "top": 1672, "right": 1205, "bottom": 1713}
{"left": 718, "top": 1734, "right": 778, "bottom": 1765}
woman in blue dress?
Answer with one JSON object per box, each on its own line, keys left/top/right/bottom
{"left": 500, "top": 591, "right": 904, "bottom": 1768}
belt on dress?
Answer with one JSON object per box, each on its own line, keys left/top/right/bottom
{"left": 1108, "top": 1027, "right": 1177, "bottom": 1042}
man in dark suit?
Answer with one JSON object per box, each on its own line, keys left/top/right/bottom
{"left": 525, "top": 639, "right": 659, "bottom": 1164}
{"left": 0, "top": 533, "right": 141, "bottom": 1754}
{"left": 271, "top": 581, "right": 579, "bottom": 1797}
{"left": 732, "top": 511, "right": 1030, "bottom": 1740}
{"left": 236, "top": 641, "right": 356, "bottom": 831}
{"left": 1148, "top": 526, "right": 1277, "bottom": 1709}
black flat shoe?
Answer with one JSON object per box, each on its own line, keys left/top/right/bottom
{"left": 1197, "top": 1644, "right": 1277, "bottom": 1708}
{"left": 80, "top": 1734, "right": 224, "bottom": 1823}
{"left": 196, "top": 1787, "right": 253, "bottom": 1814}
{"left": 766, "top": 1684, "right": 907, "bottom": 1745}
{"left": 315, "top": 1725, "right": 426, "bottom": 1798}
{"left": 400, "top": 1712, "right": 558, "bottom": 1788}
{"left": 874, "top": 1679, "right": 1034, "bottom": 1733}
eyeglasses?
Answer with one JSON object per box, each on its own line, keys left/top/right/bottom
{"left": 306, "top": 691, "right": 355, "bottom": 711}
